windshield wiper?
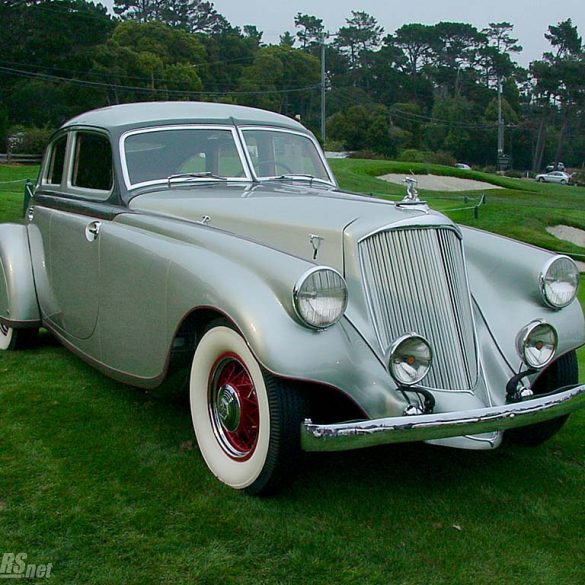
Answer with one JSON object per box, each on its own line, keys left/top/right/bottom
{"left": 167, "top": 172, "right": 228, "bottom": 187}
{"left": 274, "top": 174, "right": 332, "bottom": 186}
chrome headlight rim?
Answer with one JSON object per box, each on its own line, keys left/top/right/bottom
{"left": 517, "top": 320, "right": 558, "bottom": 370}
{"left": 292, "top": 266, "right": 348, "bottom": 330}
{"left": 386, "top": 332, "right": 433, "bottom": 387}
{"left": 539, "top": 255, "right": 580, "bottom": 310}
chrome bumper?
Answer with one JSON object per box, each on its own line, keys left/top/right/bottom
{"left": 301, "top": 384, "right": 585, "bottom": 452}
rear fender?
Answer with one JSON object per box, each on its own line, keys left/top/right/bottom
{"left": 0, "top": 224, "right": 40, "bottom": 327}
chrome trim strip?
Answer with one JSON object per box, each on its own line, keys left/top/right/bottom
{"left": 356, "top": 217, "right": 463, "bottom": 244}
{"left": 301, "top": 384, "right": 585, "bottom": 452}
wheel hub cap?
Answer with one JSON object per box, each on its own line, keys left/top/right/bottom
{"left": 216, "top": 383, "right": 241, "bottom": 432}
{"left": 209, "top": 353, "right": 260, "bottom": 460}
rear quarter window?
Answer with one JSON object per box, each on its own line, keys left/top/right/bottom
{"left": 44, "top": 135, "right": 67, "bottom": 186}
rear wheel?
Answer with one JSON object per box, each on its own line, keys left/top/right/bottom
{"left": 189, "top": 321, "right": 305, "bottom": 495}
{"left": 0, "top": 324, "right": 38, "bottom": 351}
{"left": 506, "top": 351, "right": 578, "bottom": 446}
{"left": 561, "top": 179, "right": 567, "bottom": 184}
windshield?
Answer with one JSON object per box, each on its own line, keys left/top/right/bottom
{"left": 242, "top": 129, "right": 331, "bottom": 181}
{"left": 123, "top": 127, "right": 246, "bottom": 187}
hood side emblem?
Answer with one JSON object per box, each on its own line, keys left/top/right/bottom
{"left": 309, "top": 234, "right": 324, "bottom": 260}
{"left": 198, "top": 215, "right": 211, "bottom": 225}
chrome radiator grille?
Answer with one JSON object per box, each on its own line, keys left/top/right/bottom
{"left": 359, "top": 227, "right": 478, "bottom": 390}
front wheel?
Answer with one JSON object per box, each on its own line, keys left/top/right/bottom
{"left": 537, "top": 177, "right": 544, "bottom": 182}
{"left": 189, "top": 323, "right": 305, "bottom": 495}
{"left": 0, "top": 323, "right": 38, "bottom": 351}
{"left": 506, "top": 351, "right": 578, "bottom": 446}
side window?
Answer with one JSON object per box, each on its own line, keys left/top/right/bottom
{"left": 45, "top": 135, "right": 67, "bottom": 185}
{"left": 71, "top": 133, "right": 113, "bottom": 193}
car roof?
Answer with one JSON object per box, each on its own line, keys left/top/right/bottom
{"left": 61, "top": 101, "right": 308, "bottom": 133}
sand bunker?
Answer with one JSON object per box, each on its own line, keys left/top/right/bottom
{"left": 546, "top": 225, "right": 585, "bottom": 272}
{"left": 378, "top": 173, "right": 502, "bottom": 192}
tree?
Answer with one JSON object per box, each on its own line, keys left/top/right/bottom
{"left": 335, "top": 11, "right": 383, "bottom": 69}
{"left": 112, "top": 20, "right": 206, "bottom": 65}
{"left": 279, "top": 31, "right": 295, "bottom": 48}
{"left": 530, "top": 19, "right": 584, "bottom": 169}
{"left": 430, "top": 22, "right": 486, "bottom": 96}
{"left": 115, "top": 0, "right": 232, "bottom": 34}
{"left": 237, "top": 46, "right": 319, "bottom": 116}
{"left": 544, "top": 18, "right": 582, "bottom": 59}
{"left": 294, "top": 13, "right": 324, "bottom": 51}
{"left": 114, "top": 0, "right": 161, "bottom": 22}
{"left": 327, "top": 104, "right": 397, "bottom": 156}
{"left": 388, "top": 24, "right": 436, "bottom": 76}
{"left": 187, "top": 1, "right": 231, "bottom": 34}
{"left": 0, "top": 1, "right": 115, "bottom": 125}
{"left": 243, "top": 25, "right": 263, "bottom": 47}
{"left": 479, "top": 22, "right": 522, "bottom": 87}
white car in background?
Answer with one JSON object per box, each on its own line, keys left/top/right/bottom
{"left": 535, "top": 171, "right": 571, "bottom": 184}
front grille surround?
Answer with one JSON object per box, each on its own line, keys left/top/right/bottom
{"left": 358, "top": 225, "right": 478, "bottom": 391}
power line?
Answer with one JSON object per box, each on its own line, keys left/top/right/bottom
{"left": 0, "top": 57, "right": 256, "bottom": 88}
{"left": 0, "top": 64, "right": 320, "bottom": 96}
{"left": 389, "top": 108, "right": 495, "bottom": 129}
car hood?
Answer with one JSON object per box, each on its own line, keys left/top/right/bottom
{"left": 128, "top": 181, "right": 450, "bottom": 269}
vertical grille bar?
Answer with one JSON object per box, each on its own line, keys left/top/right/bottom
{"left": 359, "top": 227, "right": 478, "bottom": 391}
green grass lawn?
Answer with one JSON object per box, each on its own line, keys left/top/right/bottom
{"left": 1, "top": 162, "right": 585, "bottom": 584}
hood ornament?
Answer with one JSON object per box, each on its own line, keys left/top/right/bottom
{"left": 398, "top": 176, "right": 428, "bottom": 210}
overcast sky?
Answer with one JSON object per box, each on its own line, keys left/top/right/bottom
{"left": 99, "top": 0, "right": 585, "bottom": 66}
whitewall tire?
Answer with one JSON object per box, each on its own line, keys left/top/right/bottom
{"left": 0, "top": 323, "right": 14, "bottom": 350}
{"left": 189, "top": 322, "right": 305, "bottom": 495}
{"left": 0, "top": 324, "right": 38, "bottom": 351}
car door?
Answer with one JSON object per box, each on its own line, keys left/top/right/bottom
{"left": 29, "top": 130, "right": 114, "bottom": 349}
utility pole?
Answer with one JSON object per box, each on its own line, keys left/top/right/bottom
{"left": 320, "top": 32, "right": 327, "bottom": 143}
{"left": 497, "top": 76, "right": 505, "bottom": 169}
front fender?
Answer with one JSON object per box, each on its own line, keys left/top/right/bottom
{"left": 0, "top": 223, "right": 40, "bottom": 327}
{"left": 117, "top": 213, "right": 405, "bottom": 418}
{"left": 462, "top": 226, "right": 585, "bottom": 366}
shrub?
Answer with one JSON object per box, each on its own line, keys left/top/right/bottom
{"left": 348, "top": 150, "right": 388, "bottom": 160}
{"left": 504, "top": 169, "right": 524, "bottom": 179}
{"left": 570, "top": 169, "right": 585, "bottom": 186}
{"left": 8, "top": 127, "right": 54, "bottom": 154}
{"left": 397, "top": 149, "right": 429, "bottom": 163}
{"left": 323, "top": 139, "right": 345, "bottom": 152}
{"left": 426, "top": 151, "right": 456, "bottom": 166}
{"left": 397, "top": 149, "right": 456, "bottom": 167}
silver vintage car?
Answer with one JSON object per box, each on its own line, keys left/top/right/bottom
{"left": 1, "top": 102, "right": 584, "bottom": 495}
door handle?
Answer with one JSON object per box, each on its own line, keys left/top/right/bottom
{"left": 85, "top": 221, "right": 102, "bottom": 242}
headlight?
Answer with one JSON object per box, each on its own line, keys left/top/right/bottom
{"left": 387, "top": 333, "right": 433, "bottom": 386}
{"left": 517, "top": 321, "right": 558, "bottom": 369}
{"left": 540, "top": 255, "right": 579, "bottom": 309}
{"left": 293, "top": 267, "right": 348, "bottom": 329}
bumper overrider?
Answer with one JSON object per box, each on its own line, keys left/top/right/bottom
{"left": 301, "top": 384, "right": 585, "bottom": 452}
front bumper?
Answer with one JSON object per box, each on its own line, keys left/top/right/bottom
{"left": 301, "top": 384, "right": 585, "bottom": 452}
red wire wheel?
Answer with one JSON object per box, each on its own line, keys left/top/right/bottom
{"left": 208, "top": 352, "right": 260, "bottom": 461}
